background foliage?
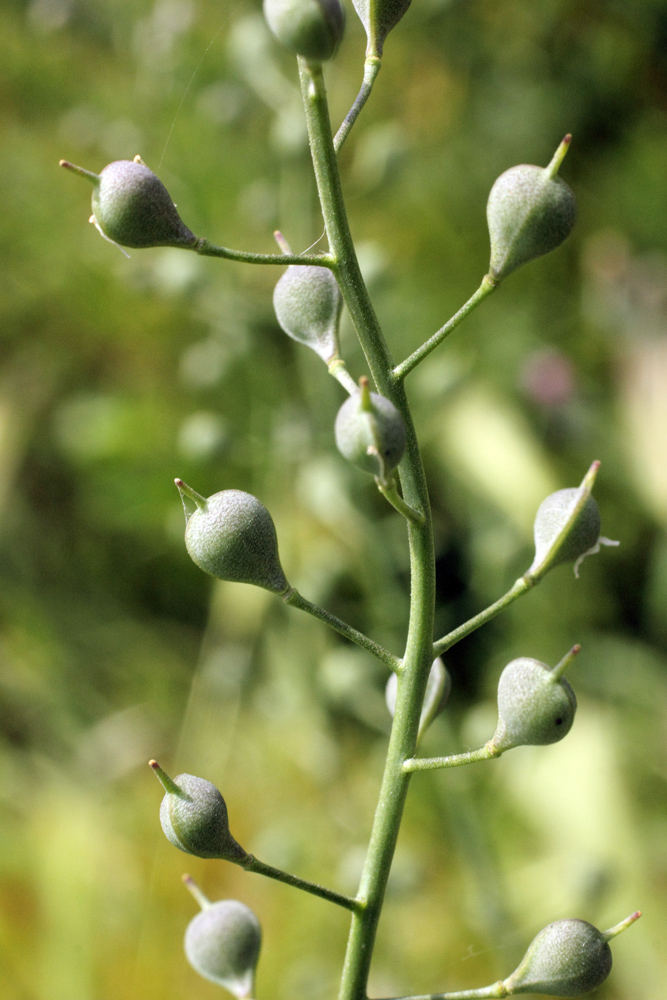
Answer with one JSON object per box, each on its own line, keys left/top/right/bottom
{"left": 2, "top": 0, "right": 667, "bottom": 997}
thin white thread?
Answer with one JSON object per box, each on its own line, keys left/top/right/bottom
{"left": 157, "top": 5, "right": 246, "bottom": 171}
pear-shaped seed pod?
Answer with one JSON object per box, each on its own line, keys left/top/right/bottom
{"left": 263, "top": 0, "right": 345, "bottom": 62}
{"left": 176, "top": 481, "right": 289, "bottom": 594}
{"left": 351, "top": 0, "right": 411, "bottom": 56}
{"left": 503, "top": 912, "right": 642, "bottom": 996}
{"left": 487, "top": 136, "right": 576, "bottom": 282}
{"left": 533, "top": 489, "right": 601, "bottom": 570}
{"left": 273, "top": 265, "right": 342, "bottom": 363}
{"left": 60, "top": 157, "right": 197, "bottom": 250}
{"left": 184, "top": 891, "right": 261, "bottom": 998}
{"left": 490, "top": 655, "right": 577, "bottom": 753}
{"left": 150, "top": 762, "right": 248, "bottom": 861}
{"left": 528, "top": 461, "right": 618, "bottom": 581}
{"left": 335, "top": 380, "right": 406, "bottom": 483}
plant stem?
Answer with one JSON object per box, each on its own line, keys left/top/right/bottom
{"left": 393, "top": 276, "right": 497, "bottom": 381}
{"left": 242, "top": 855, "right": 360, "bottom": 912}
{"left": 283, "top": 588, "right": 401, "bottom": 672}
{"left": 433, "top": 575, "right": 534, "bottom": 659}
{"left": 298, "top": 58, "right": 436, "bottom": 1000}
{"left": 334, "top": 56, "right": 382, "bottom": 154}
{"left": 376, "top": 983, "right": 508, "bottom": 1000}
{"left": 329, "top": 357, "right": 359, "bottom": 394}
{"left": 194, "top": 237, "right": 335, "bottom": 268}
{"left": 377, "top": 480, "right": 424, "bottom": 525}
{"left": 404, "top": 743, "right": 500, "bottom": 773}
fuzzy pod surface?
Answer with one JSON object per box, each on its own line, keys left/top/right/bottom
{"left": 185, "top": 900, "right": 261, "bottom": 997}
{"left": 263, "top": 0, "right": 345, "bottom": 61}
{"left": 93, "top": 160, "right": 196, "bottom": 249}
{"left": 159, "top": 772, "right": 247, "bottom": 861}
{"left": 491, "top": 657, "right": 576, "bottom": 752}
{"left": 487, "top": 159, "right": 576, "bottom": 281}
{"left": 273, "top": 265, "right": 342, "bottom": 362}
{"left": 335, "top": 389, "right": 406, "bottom": 479}
{"left": 531, "top": 489, "right": 601, "bottom": 573}
{"left": 504, "top": 919, "right": 612, "bottom": 996}
{"left": 351, "top": 0, "right": 411, "bottom": 55}
{"left": 184, "top": 489, "right": 288, "bottom": 594}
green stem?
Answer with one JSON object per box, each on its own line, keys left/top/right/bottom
{"left": 298, "top": 58, "right": 436, "bottom": 1000}
{"left": 194, "top": 237, "right": 335, "bottom": 268}
{"left": 376, "top": 984, "right": 508, "bottom": 1000}
{"left": 334, "top": 56, "right": 382, "bottom": 154}
{"left": 404, "top": 743, "right": 500, "bottom": 773}
{"left": 433, "top": 575, "right": 534, "bottom": 659}
{"left": 329, "top": 357, "right": 359, "bottom": 394}
{"left": 284, "top": 588, "right": 401, "bottom": 672}
{"left": 377, "top": 480, "right": 424, "bottom": 525}
{"left": 242, "top": 855, "right": 360, "bottom": 912}
{"left": 393, "top": 276, "right": 497, "bottom": 381}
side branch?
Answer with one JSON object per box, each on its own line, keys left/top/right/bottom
{"left": 194, "top": 238, "right": 335, "bottom": 268}
{"left": 242, "top": 855, "right": 361, "bottom": 913}
{"left": 284, "top": 588, "right": 402, "bottom": 672}
{"left": 374, "top": 984, "right": 508, "bottom": 1000}
{"left": 433, "top": 575, "right": 534, "bottom": 659}
{"left": 334, "top": 56, "right": 382, "bottom": 154}
{"left": 404, "top": 744, "right": 500, "bottom": 773}
{"left": 393, "top": 275, "right": 497, "bottom": 381}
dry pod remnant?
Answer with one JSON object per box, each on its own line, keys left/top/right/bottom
{"left": 61, "top": 0, "right": 641, "bottom": 996}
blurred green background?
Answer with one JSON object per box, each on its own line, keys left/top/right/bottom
{"left": 2, "top": 0, "right": 667, "bottom": 997}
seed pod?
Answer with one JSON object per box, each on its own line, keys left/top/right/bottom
{"left": 386, "top": 657, "right": 452, "bottom": 742}
{"left": 273, "top": 265, "right": 342, "bottom": 363}
{"left": 176, "top": 480, "right": 289, "bottom": 594}
{"left": 60, "top": 157, "right": 197, "bottom": 250}
{"left": 334, "top": 378, "right": 406, "bottom": 484}
{"left": 183, "top": 878, "right": 261, "bottom": 998}
{"left": 487, "top": 135, "right": 576, "bottom": 282}
{"left": 263, "top": 0, "right": 345, "bottom": 62}
{"left": 503, "top": 912, "right": 641, "bottom": 996}
{"left": 150, "top": 761, "right": 248, "bottom": 861}
{"left": 529, "top": 461, "right": 619, "bottom": 581}
{"left": 351, "top": 0, "right": 411, "bottom": 56}
{"left": 489, "top": 648, "right": 578, "bottom": 753}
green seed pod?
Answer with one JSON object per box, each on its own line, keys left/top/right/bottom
{"left": 183, "top": 878, "right": 261, "bottom": 998}
{"left": 487, "top": 135, "right": 576, "bottom": 282}
{"left": 528, "top": 461, "right": 618, "bottom": 581}
{"left": 263, "top": 0, "right": 345, "bottom": 62}
{"left": 351, "top": 0, "right": 411, "bottom": 56}
{"left": 60, "top": 157, "right": 197, "bottom": 250}
{"left": 176, "top": 480, "right": 289, "bottom": 594}
{"left": 489, "top": 649, "right": 578, "bottom": 753}
{"left": 273, "top": 265, "right": 342, "bottom": 363}
{"left": 150, "top": 761, "right": 248, "bottom": 861}
{"left": 335, "top": 378, "right": 406, "bottom": 484}
{"left": 503, "top": 912, "right": 641, "bottom": 996}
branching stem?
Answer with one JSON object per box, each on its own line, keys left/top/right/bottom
{"left": 404, "top": 743, "right": 501, "bottom": 773}
{"left": 298, "top": 57, "right": 437, "bottom": 1000}
{"left": 194, "top": 237, "right": 335, "bottom": 268}
{"left": 377, "top": 480, "right": 425, "bottom": 525}
{"left": 375, "top": 984, "right": 508, "bottom": 1000}
{"left": 284, "top": 588, "right": 401, "bottom": 672}
{"left": 394, "top": 276, "right": 497, "bottom": 381}
{"left": 242, "top": 855, "right": 360, "bottom": 913}
{"left": 334, "top": 56, "right": 382, "bottom": 154}
{"left": 433, "top": 575, "right": 534, "bottom": 659}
